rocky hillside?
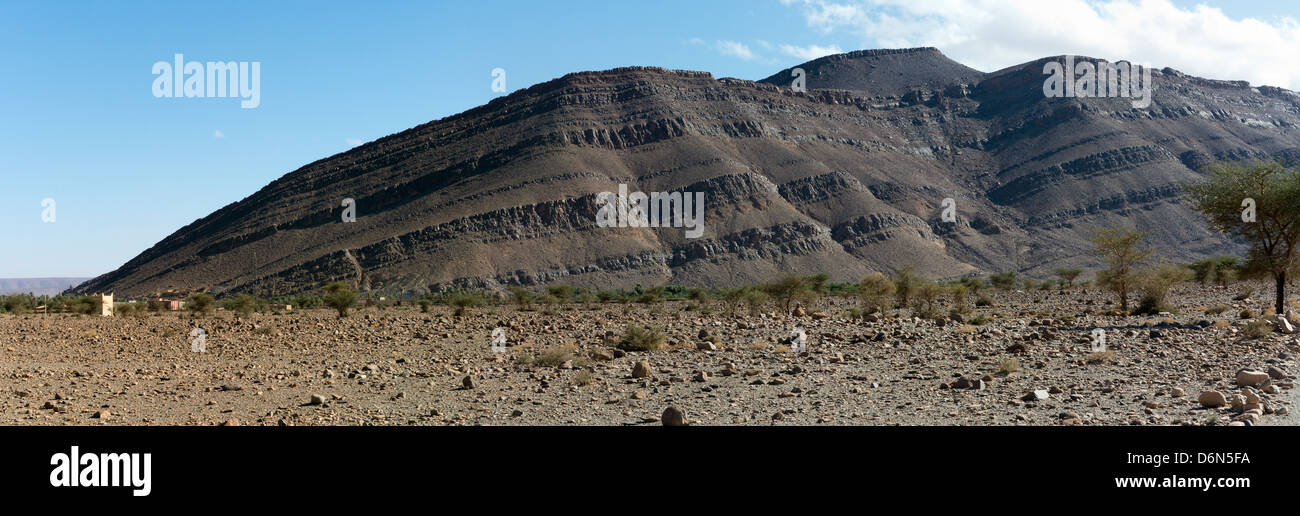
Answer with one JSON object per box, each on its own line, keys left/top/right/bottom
{"left": 74, "top": 48, "right": 1300, "bottom": 297}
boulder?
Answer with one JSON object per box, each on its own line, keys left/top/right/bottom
{"left": 1197, "top": 391, "right": 1227, "bottom": 407}
{"left": 661, "top": 406, "right": 686, "bottom": 426}
{"left": 1236, "top": 370, "right": 1269, "bottom": 387}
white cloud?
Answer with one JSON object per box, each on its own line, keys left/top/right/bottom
{"left": 212, "top": 129, "right": 224, "bottom": 139}
{"left": 779, "top": 43, "right": 845, "bottom": 60}
{"left": 717, "top": 40, "right": 758, "bottom": 60}
{"left": 346, "top": 138, "right": 364, "bottom": 147}
{"left": 779, "top": 0, "right": 1300, "bottom": 89}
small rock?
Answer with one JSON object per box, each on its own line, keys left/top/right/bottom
{"left": 462, "top": 376, "right": 477, "bottom": 389}
{"left": 632, "top": 361, "right": 652, "bottom": 378}
{"left": 309, "top": 394, "right": 326, "bottom": 405}
{"left": 1022, "top": 390, "right": 1049, "bottom": 402}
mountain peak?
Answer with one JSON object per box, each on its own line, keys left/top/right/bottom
{"left": 759, "top": 47, "right": 984, "bottom": 97}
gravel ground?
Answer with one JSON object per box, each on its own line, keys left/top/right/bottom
{"left": 2, "top": 283, "right": 1297, "bottom": 426}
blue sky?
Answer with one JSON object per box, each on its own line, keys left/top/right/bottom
{"left": 2, "top": 0, "right": 1297, "bottom": 278}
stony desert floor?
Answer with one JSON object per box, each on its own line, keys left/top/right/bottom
{"left": 3, "top": 283, "right": 1299, "bottom": 426}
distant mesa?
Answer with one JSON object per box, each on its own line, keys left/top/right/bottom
{"left": 0, "top": 278, "right": 91, "bottom": 297}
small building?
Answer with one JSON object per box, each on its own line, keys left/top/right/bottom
{"left": 99, "top": 293, "right": 113, "bottom": 317}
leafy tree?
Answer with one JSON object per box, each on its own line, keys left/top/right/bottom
{"left": 1089, "top": 227, "right": 1156, "bottom": 313}
{"left": 323, "top": 282, "right": 357, "bottom": 318}
{"left": 1186, "top": 160, "right": 1300, "bottom": 314}
{"left": 1055, "top": 268, "right": 1083, "bottom": 289}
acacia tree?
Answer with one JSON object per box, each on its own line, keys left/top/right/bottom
{"left": 323, "top": 282, "right": 357, "bottom": 318}
{"left": 1186, "top": 160, "right": 1300, "bottom": 314}
{"left": 1055, "top": 268, "right": 1083, "bottom": 289}
{"left": 1089, "top": 227, "right": 1156, "bottom": 313}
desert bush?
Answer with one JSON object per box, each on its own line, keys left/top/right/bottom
{"left": 185, "top": 293, "right": 214, "bottom": 316}
{"left": 1133, "top": 265, "right": 1193, "bottom": 315}
{"left": 533, "top": 347, "right": 574, "bottom": 367}
{"left": 948, "top": 284, "right": 970, "bottom": 314}
{"left": 998, "top": 357, "right": 1020, "bottom": 375}
{"left": 222, "top": 294, "right": 264, "bottom": 318}
{"left": 741, "top": 288, "right": 768, "bottom": 316}
{"left": 545, "top": 285, "right": 574, "bottom": 304}
{"left": 509, "top": 287, "right": 535, "bottom": 310}
{"left": 857, "top": 272, "right": 896, "bottom": 315}
{"left": 990, "top": 272, "right": 1017, "bottom": 290}
{"left": 960, "top": 276, "right": 987, "bottom": 293}
{"left": 617, "top": 325, "right": 665, "bottom": 352}
{"left": 1205, "top": 305, "right": 1231, "bottom": 315}
{"left": 571, "top": 369, "right": 593, "bottom": 387}
{"left": 1232, "top": 289, "right": 1254, "bottom": 301}
{"left": 114, "top": 302, "right": 139, "bottom": 317}
{"left": 686, "top": 288, "right": 713, "bottom": 305}
{"left": 1243, "top": 319, "right": 1273, "bottom": 339}
{"left": 323, "top": 282, "right": 357, "bottom": 318}
{"left": 449, "top": 291, "right": 486, "bottom": 316}
{"left": 911, "top": 279, "right": 944, "bottom": 318}
{"left": 720, "top": 288, "right": 745, "bottom": 315}
{"left": 893, "top": 267, "right": 919, "bottom": 307}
